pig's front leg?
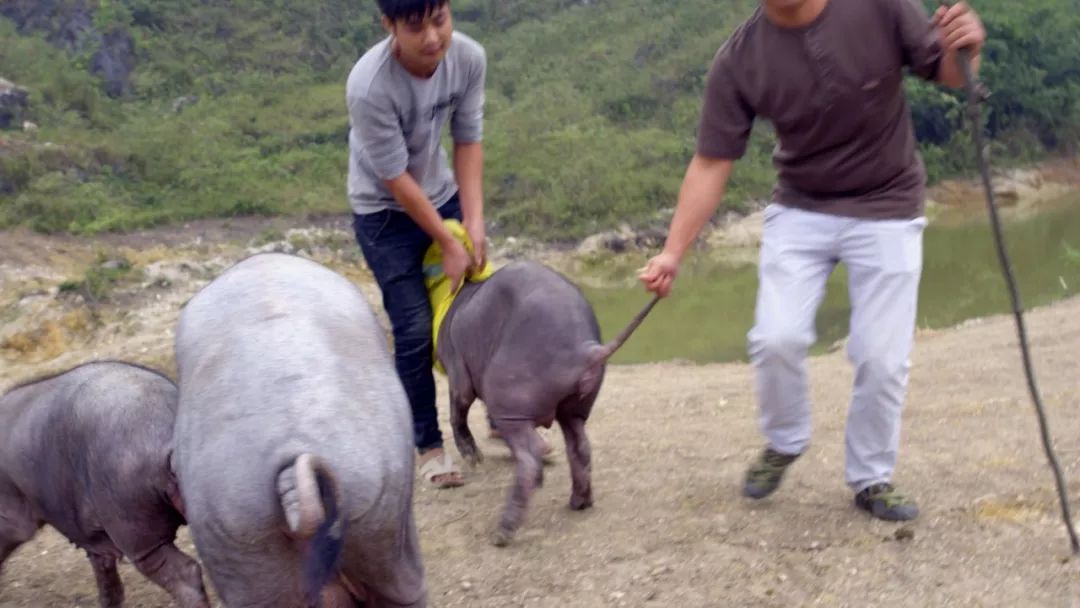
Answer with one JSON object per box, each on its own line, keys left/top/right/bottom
{"left": 0, "top": 540, "right": 16, "bottom": 574}
{"left": 0, "top": 492, "right": 39, "bottom": 574}
{"left": 0, "top": 535, "right": 31, "bottom": 575}
{"left": 450, "top": 388, "right": 483, "bottom": 467}
{"left": 130, "top": 543, "right": 210, "bottom": 608}
{"left": 493, "top": 421, "right": 543, "bottom": 547}
{"left": 87, "top": 553, "right": 125, "bottom": 608}
{"left": 0, "top": 538, "right": 28, "bottom": 577}
{"left": 558, "top": 415, "right": 593, "bottom": 510}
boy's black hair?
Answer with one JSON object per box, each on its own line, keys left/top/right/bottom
{"left": 377, "top": 0, "right": 449, "bottom": 22}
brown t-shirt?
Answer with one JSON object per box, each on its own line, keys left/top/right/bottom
{"left": 697, "top": 0, "right": 944, "bottom": 219}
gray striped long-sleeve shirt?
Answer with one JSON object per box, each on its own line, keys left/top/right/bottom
{"left": 346, "top": 31, "right": 486, "bottom": 215}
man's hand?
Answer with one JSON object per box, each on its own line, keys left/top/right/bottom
{"left": 932, "top": 2, "right": 985, "bottom": 55}
{"left": 638, "top": 155, "right": 734, "bottom": 298}
{"left": 463, "top": 216, "right": 486, "bottom": 270}
{"left": 638, "top": 251, "right": 681, "bottom": 298}
{"left": 441, "top": 237, "right": 472, "bottom": 293}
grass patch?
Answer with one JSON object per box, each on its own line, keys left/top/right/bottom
{"left": 57, "top": 253, "right": 142, "bottom": 304}
{"left": 2, "top": 1, "right": 1078, "bottom": 239}
{"left": 0, "top": 309, "right": 94, "bottom": 363}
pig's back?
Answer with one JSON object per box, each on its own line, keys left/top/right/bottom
{"left": 0, "top": 361, "right": 180, "bottom": 549}
{"left": 1, "top": 361, "right": 177, "bottom": 487}
{"left": 481, "top": 260, "right": 601, "bottom": 345}
{"left": 173, "top": 254, "right": 412, "bottom": 535}
{"left": 456, "top": 261, "right": 603, "bottom": 399}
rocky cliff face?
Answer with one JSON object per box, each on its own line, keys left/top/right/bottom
{"left": 1, "top": 0, "right": 135, "bottom": 98}
{"left": 0, "top": 77, "right": 29, "bottom": 129}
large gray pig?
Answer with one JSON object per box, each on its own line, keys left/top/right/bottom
{"left": 172, "top": 252, "right": 425, "bottom": 607}
{"left": 0, "top": 360, "right": 209, "bottom": 608}
{"left": 437, "top": 260, "right": 658, "bottom": 546}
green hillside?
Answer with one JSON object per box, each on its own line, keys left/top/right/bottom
{"left": 0, "top": 0, "right": 1077, "bottom": 240}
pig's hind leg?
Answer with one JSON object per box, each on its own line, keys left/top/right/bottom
{"left": 449, "top": 381, "right": 483, "bottom": 467}
{"left": 128, "top": 541, "right": 210, "bottom": 608}
{"left": 104, "top": 509, "right": 209, "bottom": 608}
{"left": 557, "top": 413, "right": 594, "bottom": 511}
{"left": 338, "top": 513, "right": 427, "bottom": 608}
{"left": 492, "top": 420, "right": 547, "bottom": 547}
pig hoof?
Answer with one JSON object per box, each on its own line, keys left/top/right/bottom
{"left": 569, "top": 494, "right": 593, "bottom": 511}
{"left": 492, "top": 527, "right": 514, "bottom": 547}
{"left": 455, "top": 440, "right": 483, "bottom": 467}
{"left": 465, "top": 450, "right": 484, "bottom": 467}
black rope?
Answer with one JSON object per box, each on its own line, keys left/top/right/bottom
{"left": 954, "top": 43, "right": 1080, "bottom": 554}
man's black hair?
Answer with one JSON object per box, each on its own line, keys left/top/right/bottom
{"left": 377, "top": 0, "right": 449, "bottom": 22}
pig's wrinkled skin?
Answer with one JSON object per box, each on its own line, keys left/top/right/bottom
{"left": 0, "top": 361, "right": 210, "bottom": 608}
{"left": 437, "top": 261, "right": 658, "bottom": 546}
{"left": 173, "top": 252, "right": 425, "bottom": 607}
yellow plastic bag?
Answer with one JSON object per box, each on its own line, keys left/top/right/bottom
{"left": 423, "top": 219, "right": 494, "bottom": 374}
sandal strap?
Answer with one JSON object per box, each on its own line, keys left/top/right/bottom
{"left": 419, "top": 452, "right": 460, "bottom": 483}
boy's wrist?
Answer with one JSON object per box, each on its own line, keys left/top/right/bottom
{"left": 435, "top": 227, "right": 458, "bottom": 248}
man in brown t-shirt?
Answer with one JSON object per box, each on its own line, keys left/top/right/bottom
{"left": 639, "top": 0, "right": 986, "bottom": 521}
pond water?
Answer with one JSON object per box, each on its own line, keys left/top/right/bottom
{"left": 584, "top": 195, "right": 1080, "bottom": 364}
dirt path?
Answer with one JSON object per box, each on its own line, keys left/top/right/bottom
{"left": 1, "top": 226, "right": 1079, "bottom": 607}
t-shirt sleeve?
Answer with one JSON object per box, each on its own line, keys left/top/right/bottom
{"left": 696, "top": 50, "right": 755, "bottom": 160}
{"left": 451, "top": 46, "right": 486, "bottom": 143}
{"left": 347, "top": 87, "right": 408, "bottom": 181}
{"left": 891, "top": 0, "right": 943, "bottom": 81}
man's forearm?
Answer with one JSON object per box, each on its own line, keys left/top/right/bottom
{"left": 663, "top": 155, "right": 735, "bottom": 261}
{"left": 383, "top": 172, "right": 456, "bottom": 246}
{"left": 454, "top": 141, "right": 484, "bottom": 225}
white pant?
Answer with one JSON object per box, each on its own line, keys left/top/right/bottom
{"left": 747, "top": 203, "right": 926, "bottom": 492}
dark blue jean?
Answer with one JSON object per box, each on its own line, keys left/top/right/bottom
{"left": 353, "top": 194, "right": 462, "bottom": 453}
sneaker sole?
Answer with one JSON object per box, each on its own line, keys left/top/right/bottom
{"left": 855, "top": 498, "right": 919, "bottom": 521}
{"left": 743, "top": 481, "right": 782, "bottom": 500}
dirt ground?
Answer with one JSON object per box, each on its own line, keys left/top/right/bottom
{"left": 1, "top": 218, "right": 1079, "bottom": 607}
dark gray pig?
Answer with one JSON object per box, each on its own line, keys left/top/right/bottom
{"left": 437, "top": 260, "right": 658, "bottom": 546}
{"left": 172, "top": 252, "right": 425, "bottom": 607}
{"left": 0, "top": 360, "right": 209, "bottom": 608}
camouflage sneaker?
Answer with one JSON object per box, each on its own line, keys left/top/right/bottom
{"left": 743, "top": 448, "right": 800, "bottom": 499}
{"left": 855, "top": 483, "right": 919, "bottom": 521}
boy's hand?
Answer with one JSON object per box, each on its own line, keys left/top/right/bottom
{"left": 442, "top": 237, "right": 472, "bottom": 293}
{"left": 464, "top": 216, "right": 487, "bottom": 270}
